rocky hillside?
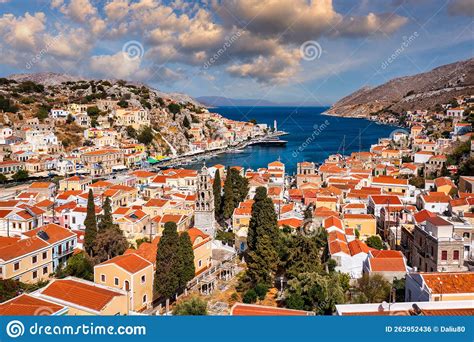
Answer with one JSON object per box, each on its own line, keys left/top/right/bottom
{"left": 0, "top": 73, "right": 217, "bottom": 154}
{"left": 326, "top": 58, "right": 474, "bottom": 117}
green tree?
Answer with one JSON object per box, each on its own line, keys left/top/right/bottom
{"left": 155, "top": 222, "right": 180, "bottom": 299}
{"left": 366, "top": 236, "right": 384, "bottom": 250}
{"left": 213, "top": 171, "right": 222, "bottom": 218}
{"left": 0, "top": 173, "right": 7, "bottom": 184}
{"left": 83, "top": 189, "right": 98, "bottom": 256}
{"left": 98, "top": 197, "right": 114, "bottom": 231}
{"left": 285, "top": 272, "right": 346, "bottom": 314}
{"left": 126, "top": 125, "right": 137, "bottom": 139}
{"left": 285, "top": 235, "right": 323, "bottom": 280}
{"left": 87, "top": 106, "right": 100, "bottom": 116}
{"left": 137, "top": 126, "right": 154, "bottom": 145}
{"left": 35, "top": 106, "right": 49, "bottom": 121}
{"left": 92, "top": 227, "right": 128, "bottom": 263}
{"left": 12, "top": 169, "right": 28, "bottom": 181}
{"left": 168, "top": 103, "right": 181, "bottom": 114}
{"left": 173, "top": 297, "right": 207, "bottom": 315}
{"left": 354, "top": 273, "right": 391, "bottom": 303}
{"left": 57, "top": 252, "right": 94, "bottom": 281}
{"left": 242, "top": 289, "right": 258, "bottom": 303}
{"left": 183, "top": 116, "right": 191, "bottom": 129}
{"left": 222, "top": 169, "right": 235, "bottom": 219}
{"left": 245, "top": 187, "right": 280, "bottom": 287}
{"left": 177, "top": 232, "right": 195, "bottom": 290}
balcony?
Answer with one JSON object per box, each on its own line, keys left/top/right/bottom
{"left": 53, "top": 247, "right": 74, "bottom": 258}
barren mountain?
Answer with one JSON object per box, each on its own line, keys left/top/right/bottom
{"left": 326, "top": 58, "right": 474, "bottom": 117}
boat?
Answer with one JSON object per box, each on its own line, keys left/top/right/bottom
{"left": 228, "top": 149, "right": 245, "bottom": 153}
{"left": 253, "top": 137, "right": 287, "bottom": 147}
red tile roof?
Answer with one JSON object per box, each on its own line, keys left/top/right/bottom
{"left": 231, "top": 303, "right": 313, "bottom": 316}
{"left": 99, "top": 253, "right": 152, "bottom": 273}
{"left": 40, "top": 279, "right": 124, "bottom": 312}
{"left": 421, "top": 272, "right": 474, "bottom": 294}
{"left": 0, "top": 294, "right": 64, "bottom": 316}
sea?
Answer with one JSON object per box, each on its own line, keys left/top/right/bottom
{"left": 187, "top": 106, "right": 398, "bottom": 175}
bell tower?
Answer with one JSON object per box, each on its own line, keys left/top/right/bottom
{"left": 194, "top": 164, "right": 216, "bottom": 237}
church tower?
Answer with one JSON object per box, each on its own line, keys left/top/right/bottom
{"left": 194, "top": 164, "right": 216, "bottom": 237}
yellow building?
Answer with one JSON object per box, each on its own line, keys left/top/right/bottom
{"left": 0, "top": 224, "right": 76, "bottom": 283}
{"left": 94, "top": 254, "right": 154, "bottom": 312}
{"left": 188, "top": 227, "right": 212, "bottom": 275}
{"left": 59, "top": 175, "right": 92, "bottom": 192}
{"left": 343, "top": 214, "right": 377, "bottom": 239}
{"left": 371, "top": 176, "right": 409, "bottom": 195}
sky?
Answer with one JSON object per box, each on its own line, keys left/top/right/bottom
{"left": 0, "top": 0, "right": 472, "bottom": 105}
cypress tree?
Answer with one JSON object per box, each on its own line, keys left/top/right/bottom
{"left": 246, "top": 186, "right": 280, "bottom": 286}
{"left": 98, "top": 196, "right": 113, "bottom": 231}
{"left": 155, "top": 222, "right": 180, "bottom": 299}
{"left": 222, "top": 169, "right": 235, "bottom": 219}
{"left": 84, "top": 189, "right": 97, "bottom": 256}
{"left": 177, "top": 232, "right": 195, "bottom": 290}
{"left": 213, "top": 171, "right": 222, "bottom": 218}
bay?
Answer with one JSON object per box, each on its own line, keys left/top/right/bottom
{"left": 188, "top": 106, "right": 397, "bottom": 175}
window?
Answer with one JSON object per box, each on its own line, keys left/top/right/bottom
{"left": 42, "top": 251, "right": 47, "bottom": 259}
{"left": 114, "top": 277, "right": 119, "bottom": 286}
{"left": 141, "top": 275, "right": 146, "bottom": 283}
{"left": 143, "top": 295, "right": 147, "bottom": 304}
{"left": 463, "top": 232, "right": 470, "bottom": 239}
{"left": 32, "top": 270, "right": 37, "bottom": 279}
{"left": 14, "top": 262, "right": 20, "bottom": 271}
{"left": 198, "top": 259, "right": 202, "bottom": 268}
{"left": 32, "top": 255, "right": 37, "bottom": 264}
{"left": 101, "top": 274, "right": 106, "bottom": 282}
{"left": 441, "top": 250, "right": 448, "bottom": 260}
{"left": 453, "top": 250, "right": 459, "bottom": 260}
{"left": 43, "top": 266, "right": 48, "bottom": 275}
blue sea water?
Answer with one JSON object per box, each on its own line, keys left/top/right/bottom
{"left": 190, "top": 106, "right": 397, "bottom": 174}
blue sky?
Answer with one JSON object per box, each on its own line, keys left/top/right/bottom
{"left": 0, "top": 0, "right": 472, "bottom": 105}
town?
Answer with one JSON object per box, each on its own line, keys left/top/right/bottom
{"left": 0, "top": 81, "right": 473, "bottom": 317}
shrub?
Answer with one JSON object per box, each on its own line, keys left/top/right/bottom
{"left": 242, "top": 289, "right": 258, "bottom": 304}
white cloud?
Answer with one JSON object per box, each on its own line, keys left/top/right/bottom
{"left": 60, "top": 0, "right": 97, "bottom": 23}
{"left": 90, "top": 51, "right": 142, "bottom": 79}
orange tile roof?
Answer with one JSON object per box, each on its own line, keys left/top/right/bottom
{"left": 324, "top": 215, "right": 343, "bottom": 230}
{"left": 99, "top": 253, "right": 152, "bottom": 273}
{"left": 0, "top": 294, "right": 64, "bottom": 316}
{"left": 372, "top": 176, "right": 408, "bottom": 186}
{"left": 234, "top": 207, "right": 252, "bottom": 216}
{"left": 41, "top": 279, "right": 124, "bottom": 312}
{"left": 370, "top": 195, "right": 402, "bottom": 205}
{"left": 187, "top": 227, "right": 210, "bottom": 245}
{"left": 421, "top": 272, "right": 474, "bottom": 294}
{"left": 29, "top": 182, "right": 53, "bottom": 189}
{"left": 413, "top": 209, "right": 436, "bottom": 223}
{"left": 23, "top": 224, "right": 76, "bottom": 244}
{"left": 278, "top": 218, "right": 303, "bottom": 228}
{"left": 344, "top": 214, "right": 374, "bottom": 220}
{"left": 231, "top": 303, "right": 313, "bottom": 316}
{"left": 369, "top": 257, "right": 406, "bottom": 272}
{"left": 348, "top": 239, "right": 370, "bottom": 256}
{"left": 0, "top": 236, "right": 49, "bottom": 261}
{"left": 144, "top": 198, "right": 168, "bottom": 207}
